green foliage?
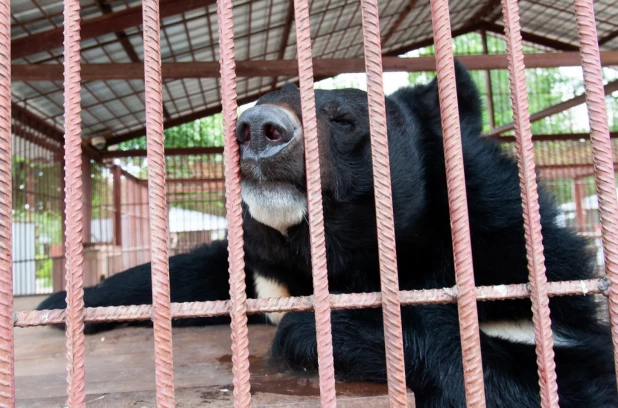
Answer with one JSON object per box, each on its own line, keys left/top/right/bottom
{"left": 117, "top": 113, "right": 225, "bottom": 150}
{"left": 405, "top": 32, "right": 600, "bottom": 135}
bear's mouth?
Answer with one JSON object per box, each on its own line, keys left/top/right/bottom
{"left": 236, "top": 103, "right": 308, "bottom": 233}
{"left": 240, "top": 180, "right": 307, "bottom": 233}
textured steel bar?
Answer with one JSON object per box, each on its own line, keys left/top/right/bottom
{"left": 573, "top": 0, "right": 618, "bottom": 387}
{"left": 359, "top": 1, "right": 408, "bottom": 407}
{"left": 62, "top": 0, "right": 87, "bottom": 404}
{"left": 0, "top": 0, "right": 12, "bottom": 401}
{"left": 217, "top": 0, "right": 252, "bottom": 406}
{"left": 293, "top": 0, "right": 338, "bottom": 406}
{"left": 428, "top": 0, "right": 487, "bottom": 406}
{"left": 500, "top": 1, "right": 559, "bottom": 406}
{"left": 14, "top": 278, "right": 610, "bottom": 327}
{"left": 142, "top": 0, "right": 176, "bottom": 404}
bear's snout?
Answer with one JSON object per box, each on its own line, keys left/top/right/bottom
{"left": 236, "top": 105, "right": 302, "bottom": 161}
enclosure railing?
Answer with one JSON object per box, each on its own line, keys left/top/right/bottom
{"left": 1, "top": 0, "right": 617, "bottom": 408}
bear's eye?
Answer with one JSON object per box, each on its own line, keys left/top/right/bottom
{"left": 331, "top": 115, "right": 354, "bottom": 129}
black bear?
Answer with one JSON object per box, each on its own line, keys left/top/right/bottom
{"left": 38, "top": 62, "right": 618, "bottom": 407}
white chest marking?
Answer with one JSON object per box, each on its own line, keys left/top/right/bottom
{"left": 253, "top": 273, "right": 290, "bottom": 325}
{"left": 241, "top": 181, "right": 307, "bottom": 234}
{"left": 480, "top": 320, "right": 574, "bottom": 347}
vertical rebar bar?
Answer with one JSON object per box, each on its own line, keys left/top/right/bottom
{"left": 293, "top": 0, "right": 338, "bottom": 406}
{"left": 573, "top": 0, "right": 618, "bottom": 388}
{"left": 0, "top": 0, "right": 13, "bottom": 401}
{"left": 142, "top": 0, "right": 176, "bottom": 404}
{"left": 500, "top": 1, "right": 559, "bottom": 406}
{"left": 217, "top": 0, "right": 252, "bottom": 406}
{"left": 62, "top": 0, "right": 86, "bottom": 403}
{"left": 359, "top": 1, "right": 408, "bottom": 406}
{"left": 429, "top": 0, "right": 487, "bottom": 406}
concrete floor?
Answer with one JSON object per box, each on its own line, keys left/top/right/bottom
{"left": 14, "top": 296, "right": 415, "bottom": 407}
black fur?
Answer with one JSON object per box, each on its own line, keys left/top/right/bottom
{"left": 39, "top": 61, "right": 617, "bottom": 407}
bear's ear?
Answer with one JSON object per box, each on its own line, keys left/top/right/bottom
{"left": 281, "top": 83, "right": 299, "bottom": 93}
{"left": 403, "top": 59, "right": 483, "bottom": 136}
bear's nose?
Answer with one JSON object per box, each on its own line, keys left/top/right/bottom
{"left": 236, "top": 105, "right": 301, "bottom": 159}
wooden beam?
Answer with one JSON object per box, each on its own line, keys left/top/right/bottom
{"left": 494, "top": 132, "right": 618, "bottom": 142}
{"left": 381, "top": 0, "right": 419, "bottom": 47}
{"left": 161, "top": 178, "right": 224, "bottom": 184}
{"left": 11, "top": 0, "right": 217, "bottom": 60}
{"left": 599, "top": 28, "right": 618, "bottom": 46}
{"left": 102, "top": 51, "right": 618, "bottom": 147}
{"left": 469, "top": 0, "right": 503, "bottom": 23}
{"left": 479, "top": 22, "right": 580, "bottom": 51}
{"left": 270, "top": 0, "right": 295, "bottom": 91}
{"left": 12, "top": 103, "right": 64, "bottom": 142}
{"left": 105, "top": 86, "right": 294, "bottom": 147}
{"left": 101, "top": 146, "right": 224, "bottom": 158}
{"left": 383, "top": 23, "right": 481, "bottom": 56}
{"left": 488, "top": 80, "right": 618, "bottom": 136}
{"left": 95, "top": 0, "right": 141, "bottom": 63}
{"left": 105, "top": 98, "right": 248, "bottom": 147}
{"left": 13, "top": 51, "right": 618, "bottom": 81}
{"left": 106, "top": 132, "right": 618, "bottom": 159}
{"left": 12, "top": 102, "right": 105, "bottom": 160}
{"left": 11, "top": 123, "right": 63, "bottom": 154}
{"left": 383, "top": 0, "right": 500, "bottom": 57}
{"left": 105, "top": 20, "right": 476, "bottom": 147}
{"left": 538, "top": 165, "right": 609, "bottom": 180}
{"left": 94, "top": 0, "right": 176, "bottom": 120}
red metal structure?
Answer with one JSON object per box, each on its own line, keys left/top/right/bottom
{"left": 2, "top": 0, "right": 618, "bottom": 407}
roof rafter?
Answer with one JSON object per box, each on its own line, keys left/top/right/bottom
{"left": 95, "top": 0, "right": 141, "bottom": 63}
{"left": 488, "top": 79, "right": 618, "bottom": 136}
{"left": 11, "top": 123, "right": 63, "bottom": 155}
{"left": 383, "top": 23, "right": 481, "bottom": 56}
{"left": 102, "top": 147, "right": 224, "bottom": 158}
{"left": 11, "top": 0, "right": 218, "bottom": 60}
{"left": 381, "top": 0, "right": 419, "bottom": 47}
{"left": 12, "top": 103, "right": 64, "bottom": 142}
{"left": 495, "top": 132, "right": 618, "bottom": 142}
{"left": 479, "top": 22, "right": 580, "bottom": 51}
{"left": 13, "top": 52, "right": 618, "bottom": 81}
{"left": 599, "top": 28, "right": 618, "bottom": 46}
{"left": 269, "top": 0, "right": 295, "bottom": 91}
{"left": 93, "top": 0, "right": 172, "bottom": 120}
{"left": 105, "top": 91, "right": 269, "bottom": 147}
{"left": 12, "top": 102, "right": 103, "bottom": 160}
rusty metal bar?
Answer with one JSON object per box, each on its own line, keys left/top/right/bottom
{"left": 573, "top": 0, "right": 618, "bottom": 387}
{"left": 359, "top": 1, "right": 408, "bottom": 406}
{"left": 293, "top": 0, "right": 338, "bottom": 406}
{"left": 0, "top": 0, "right": 12, "bottom": 401}
{"left": 480, "top": 30, "right": 496, "bottom": 129}
{"left": 429, "top": 0, "right": 487, "bottom": 406}
{"left": 574, "top": 178, "right": 587, "bottom": 233}
{"left": 113, "top": 166, "right": 123, "bottom": 246}
{"left": 500, "top": 0, "right": 559, "bottom": 406}
{"left": 15, "top": 278, "right": 610, "bottom": 327}
{"left": 62, "top": 0, "right": 87, "bottom": 403}
{"left": 217, "top": 0, "right": 252, "bottom": 407}
{"left": 142, "top": 0, "right": 176, "bottom": 404}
